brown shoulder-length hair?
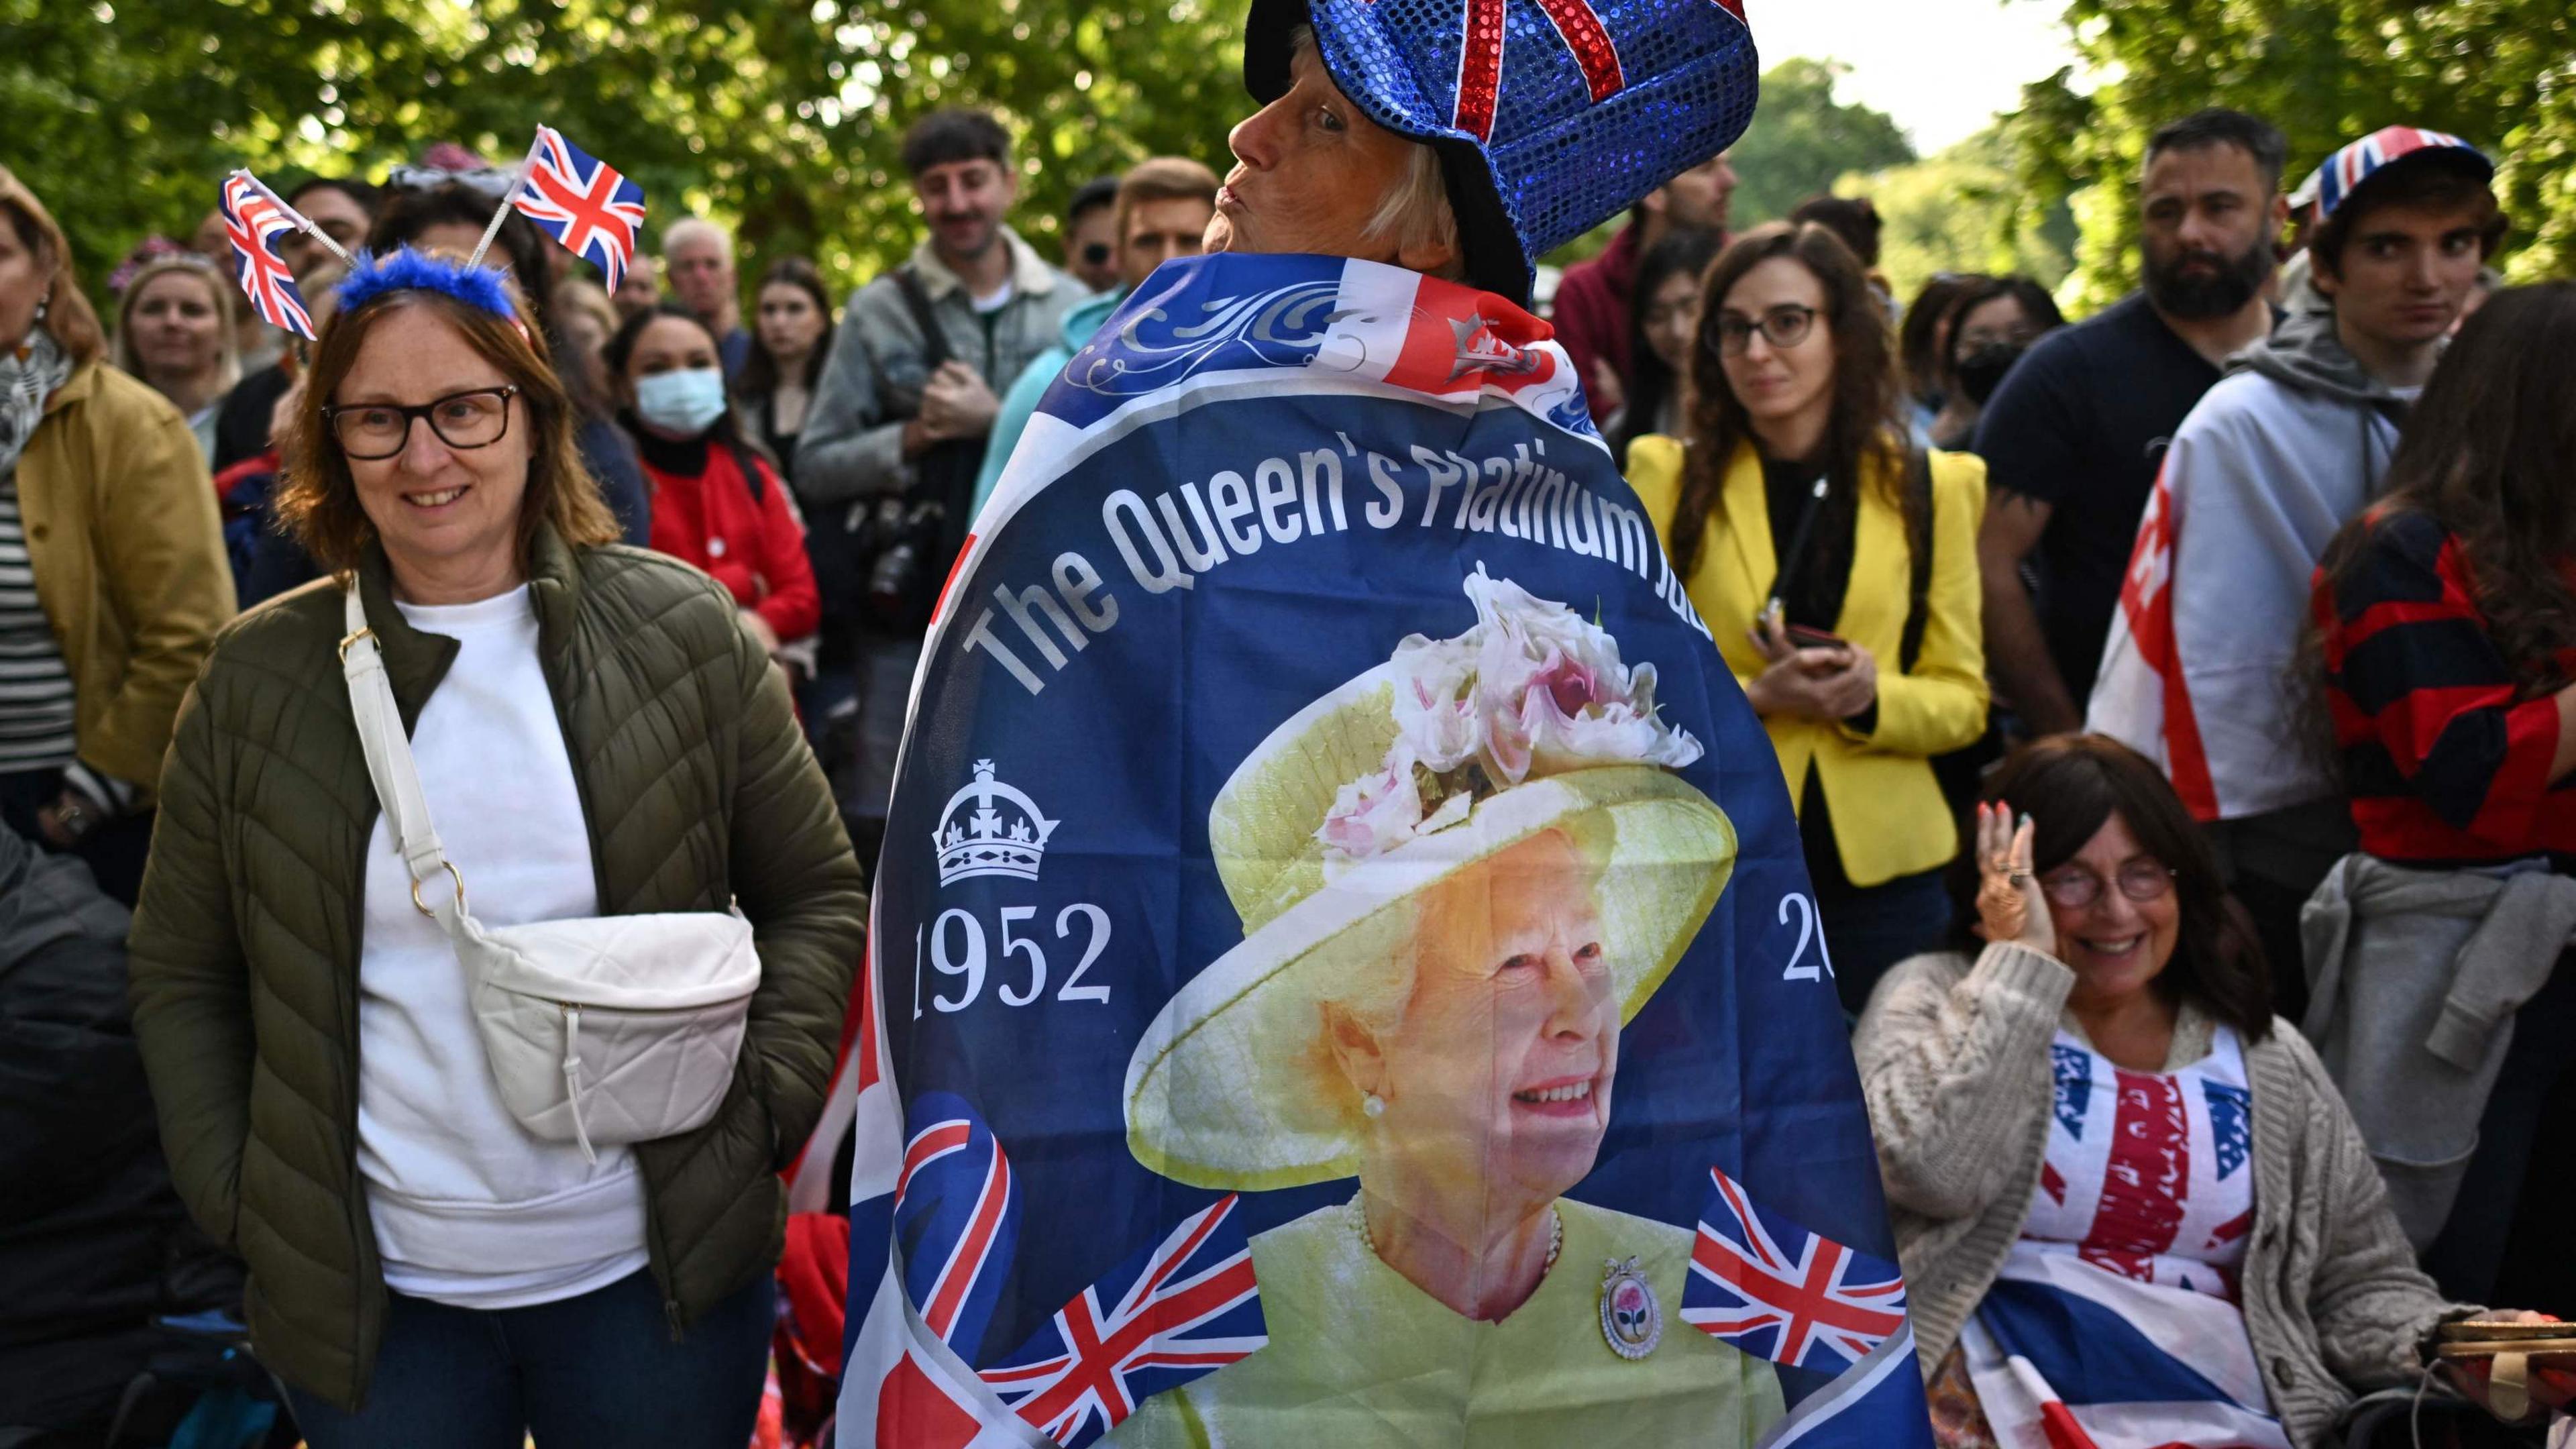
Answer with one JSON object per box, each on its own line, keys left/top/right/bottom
{"left": 0, "top": 166, "right": 107, "bottom": 366}
{"left": 1943, "top": 735, "right": 2273, "bottom": 1041}
{"left": 1670, "top": 221, "right": 1915, "bottom": 582}
{"left": 277, "top": 285, "right": 620, "bottom": 576}
{"left": 2310, "top": 283, "right": 2576, "bottom": 705}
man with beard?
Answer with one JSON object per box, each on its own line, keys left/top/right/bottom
{"left": 1973, "top": 109, "right": 2288, "bottom": 739}
{"left": 799, "top": 107, "right": 1084, "bottom": 869}
{"left": 2088, "top": 128, "right": 2504, "bottom": 1017}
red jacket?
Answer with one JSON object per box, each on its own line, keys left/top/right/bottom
{"left": 640, "top": 437, "right": 821, "bottom": 645}
{"left": 1550, "top": 220, "right": 1644, "bottom": 420}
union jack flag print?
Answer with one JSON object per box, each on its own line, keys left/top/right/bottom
{"left": 217, "top": 174, "right": 314, "bottom": 339}
{"left": 894, "top": 1093, "right": 1021, "bottom": 1356}
{"left": 1683, "top": 1165, "right": 1910, "bottom": 1373}
{"left": 509, "top": 125, "right": 648, "bottom": 291}
{"left": 978, "top": 1195, "right": 1266, "bottom": 1447}
{"left": 1434, "top": 0, "right": 1743, "bottom": 142}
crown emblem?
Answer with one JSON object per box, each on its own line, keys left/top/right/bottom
{"left": 934, "top": 760, "right": 1060, "bottom": 886}
{"left": 1448, "top": 312, "right": 1546, "bottom": 383}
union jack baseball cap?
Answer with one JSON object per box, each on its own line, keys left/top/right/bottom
{"left": 2314, "top": 125, "right": 2492, "bottom": 219}
{"left": 1243, "top": 0, "right": 1759, "bottom": 307}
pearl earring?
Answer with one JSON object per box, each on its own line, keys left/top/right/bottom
{"left": 1362, "top": 1093, "right": 1385, "bottom": 1119}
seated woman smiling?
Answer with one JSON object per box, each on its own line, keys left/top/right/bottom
{"left": 1854, "top": 735, "right": 2545, "bottom": 1449}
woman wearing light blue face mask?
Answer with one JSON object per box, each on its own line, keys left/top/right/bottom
{"left": 609, "top": 305, "right": 818, "bottom": 663}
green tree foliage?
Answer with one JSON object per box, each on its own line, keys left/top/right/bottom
{"left": 2018, "top": 0, "right": 2576, "bottom": 309}
{"left": 4, "top": 0, "right": 1253, "bottom": 305}
{"left": 1724, "top": 58, "right": 1916, "bottom": 227}
{"left": 1846, "top": 121, "right": 2079, "bottom": 308}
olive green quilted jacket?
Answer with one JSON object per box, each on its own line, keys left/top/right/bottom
{"left": 126, "top": 530, "right": 867, "bottom": 1409}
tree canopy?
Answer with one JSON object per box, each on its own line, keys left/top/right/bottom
{"left": 2012, "top": 0, "right": 2576, "bottom": 307}
{"left": 6, "top": 0, "right": 1253, "bottom": 302}
{"left": 12, "top": 0, "right": 2569, "bottom": 316}
{"left": 1723, "top": 58, "right": 1917, "bottom": 227}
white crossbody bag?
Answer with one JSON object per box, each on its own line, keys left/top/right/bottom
{"left": 339, "top": 586, "right": 761, "bottom": 1163}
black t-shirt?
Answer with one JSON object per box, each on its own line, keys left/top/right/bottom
{"left": 1971, "top": 290, "right": 2222, "bottom": 704}
{"left": 1760, "top": 456, "right": 1852, "bottom": 633}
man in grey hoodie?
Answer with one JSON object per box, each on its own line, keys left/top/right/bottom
{"left": 2089, "top": 126, "right": 2505, "bottom": 1010}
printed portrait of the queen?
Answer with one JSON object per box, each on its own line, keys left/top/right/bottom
{"left": 1112, "top": 570, "right": 1784, "bottom": 1446}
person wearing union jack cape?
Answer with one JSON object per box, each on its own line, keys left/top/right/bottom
{"left": 838, "top": 1, "right": 1937, "bottom": 1444}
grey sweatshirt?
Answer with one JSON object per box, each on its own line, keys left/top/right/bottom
{"left": 2090, "top": 310, "right": 2415, "bottom": 820}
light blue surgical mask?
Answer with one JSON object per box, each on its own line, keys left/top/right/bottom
{"left": 633, "top": 366, "right": 729, "bottom": 437}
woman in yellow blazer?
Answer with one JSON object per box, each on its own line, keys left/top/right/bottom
{"left": 1628, "top": 221, "right": 1987, "bottom": 1013}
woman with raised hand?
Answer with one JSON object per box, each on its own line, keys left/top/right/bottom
{"left": 0, "top": 168, "right": 232, "bottom": 905}
{"left": 1629, "top": 220, "right": 1990, "bottom": 1012}
{"left": 126, "top": 244, "right": 865, "bottom": 1444}
{"left": 1856, "top": 735, "right": 2548, "bottom": 1448}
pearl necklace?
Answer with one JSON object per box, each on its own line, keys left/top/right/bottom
{"left": 1348, "top": 1197, "right": 1564, "bottom": 1278}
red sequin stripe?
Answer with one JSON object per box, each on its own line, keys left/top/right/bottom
{"left": 1532, "top": 0, "right": 1625, "bottom": 102}
{"left": 1452, "top": 0, "right": 1509, "bottom": 141}
{"left": 2079, "top": 1068, "right": 2190, "bottom": 1284}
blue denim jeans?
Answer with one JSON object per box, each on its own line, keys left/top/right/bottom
{"left": 287, "top": 1269, "right": 773, "bottom": 1448}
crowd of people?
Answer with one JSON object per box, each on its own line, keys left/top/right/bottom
{"left": 0, "top": 32, "right": 2569, "bottom": 1448}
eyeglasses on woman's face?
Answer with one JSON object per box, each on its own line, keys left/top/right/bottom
{"left": 2037, "top": 859, "right": 2177, "bottom": 910}
{"left": 324, "top": 386, "right": 520, "bottom": 462}
{"left": 1709, "top": 303, "right": 1819, "bottom": 358}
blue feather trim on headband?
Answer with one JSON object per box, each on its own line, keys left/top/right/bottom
{"left": 335, "top": 248, "right": 518, "bottom": 319}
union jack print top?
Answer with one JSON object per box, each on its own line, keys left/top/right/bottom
{"left": 2024, "top": 1026, "right": 2255, "bottom": 1303}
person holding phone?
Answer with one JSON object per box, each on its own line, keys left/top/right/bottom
{"left": 1629, "top": 221, "right": 1989, "bottom": 1012}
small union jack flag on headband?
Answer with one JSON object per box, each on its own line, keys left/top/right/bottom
{"left": 1682, "top": 1165, "right": 1911, "bottom": 1373}
{"left": 893, "top": 1092, "right": 1022, "bottom": 1358}
{"left": 979, "top": 1194, "right": 1266, "bottom": 1447}
{"left": 509, "top": 125, "right": 648, "bottom": 291}
{"left": 217, "top": 174, "right": 314, "bottom": 339}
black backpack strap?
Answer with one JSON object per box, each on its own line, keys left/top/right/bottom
{"left": 891, "top": 265, "right": 955, "bottom": 374}
{"left": 1898, "top": 447, "right": 1936, "bottom": 674}
{"left": 718, "top": 434, "right": 767, "bottom": 506}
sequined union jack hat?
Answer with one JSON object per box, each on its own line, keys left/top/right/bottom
{"left": 2314, "top": 125, "right": 2491, "bottom": 220}
{"left": 1245, "top": 0, "right": 1758, "bottom": 306}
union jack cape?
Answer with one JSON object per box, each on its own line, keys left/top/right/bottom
{"left": 833, "top": 252, "right": 1932, "bottom": 1446}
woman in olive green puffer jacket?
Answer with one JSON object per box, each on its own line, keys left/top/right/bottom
{"left": 126, "top": 254, "right": 867, "bottom": 1433}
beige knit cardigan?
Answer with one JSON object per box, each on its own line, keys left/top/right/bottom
{"left": 1853, "top": 944, "right": 2471, "bottom": 1449}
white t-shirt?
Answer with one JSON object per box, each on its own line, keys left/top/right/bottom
{"left": 356, "top": 585, "right": 649, "bottom": 1309}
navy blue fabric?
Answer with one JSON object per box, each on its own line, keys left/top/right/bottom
{"left": 287, "top": 1270, "right": 772, "bottom": 1446}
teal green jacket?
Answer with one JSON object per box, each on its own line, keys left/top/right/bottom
{"left": 970, "top": 286, "right": 1125, "bottom": 517}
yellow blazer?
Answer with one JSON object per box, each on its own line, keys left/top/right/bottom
{"left": 1629, "top": 435, "right": 1988, "bottom": 887}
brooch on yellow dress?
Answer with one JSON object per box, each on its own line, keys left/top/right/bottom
{"left": 1599, "top": 1256, "right": 1662, "bottom": 1359}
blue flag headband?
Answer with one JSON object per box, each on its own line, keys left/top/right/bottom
{"left": 335, "top": 247, "right": 521, "bottom": 321}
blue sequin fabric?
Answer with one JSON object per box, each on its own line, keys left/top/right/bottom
{"left": 1305, "top": 0, "right": 1758, "bottom": 274}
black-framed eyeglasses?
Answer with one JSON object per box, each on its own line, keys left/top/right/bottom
{"left": 323, "top": 386, "right": 520, "bottom": 461}
{"left": 2038, "top": 861, "right": 2178, "bottom": 910}
{"left": 1709, "top": 304, "right": 1819, "bottom": 358}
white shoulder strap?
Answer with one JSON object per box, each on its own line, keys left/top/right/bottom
{"left": 341, "top": 585, "right": 463, "bottom": 916}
